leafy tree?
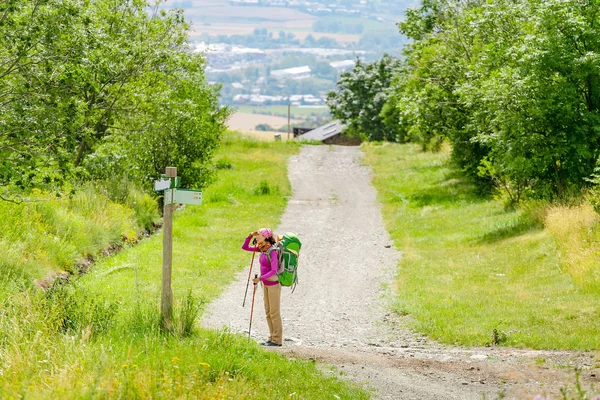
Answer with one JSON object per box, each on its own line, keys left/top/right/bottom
{"left": 0, "top": 0, "right": 78, "bottom": 192}
{"left": 87, "top": 52, "right": 228, "bottom": 191}
{"left": 393, "top": 0, "right": 487, "bottom": 174}
{"left": 0, "top": 0, "right": 229, "bottom": 197}
{"left": 312, "top": 61, "right": 338, "bottom": 81}
{"left": 327, "top": 55, "right": 402, "bottom": 141}
{"left": 388, "top": 0, "right": 600, "bottom": 201}
{"left": 481, "top": 0, "right": 600, "bottom": 199}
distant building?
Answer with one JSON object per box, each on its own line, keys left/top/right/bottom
{"left": 270, "top": 66, "right": 311, "bottom": 79}
{"left": 329, "top": 59, "right": 356, "bottom": 71}
{"left": 297, "top": 120, "right": 360, "bottom": 145}
{"left": 195, "top": 42, "right": 264, "bottom": 56}
{"left": 293, "top": 127, "right": 312, "bottom": 137}
{"left": 232, "top": 94, "right": 289, "bottom": 104}
{"left": 249, "top": 95, "right": 266, "bottom": 104}
{"left": 229, "top": 0, "right": 260, "bottom": 5}
{"left": 302, "top": 94, "right": 322, "bottom": 104}
{"left": 231, "top": 93, "right": 325, "bottom": 105}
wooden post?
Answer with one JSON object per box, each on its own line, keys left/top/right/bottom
{"left": 161, "top": 166, "right": 177, "bottom": 331}
{"left": 287, "top": 102, "right": 291, "bottom": 141}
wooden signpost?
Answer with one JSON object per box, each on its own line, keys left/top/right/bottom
{"left": 154, "top": 167, "right": 202, "bottom": 330}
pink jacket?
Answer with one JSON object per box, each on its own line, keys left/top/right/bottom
{"left": 242, "top": 235, "right": 279, "bottom": 286}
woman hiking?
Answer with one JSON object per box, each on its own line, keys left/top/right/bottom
{"left": 242, "top": 228, "right": 283, "bottom": 347}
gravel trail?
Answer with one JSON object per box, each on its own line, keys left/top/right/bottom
{"left": 202, "top": 145, "right": 598, "bottom": 399}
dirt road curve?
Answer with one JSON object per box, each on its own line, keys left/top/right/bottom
{"left": 202, "top": 145, "right": 598, "bottom": 399}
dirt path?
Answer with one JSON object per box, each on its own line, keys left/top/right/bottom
{"left": 202, "top": 145, "right": 598, "bottom": 399}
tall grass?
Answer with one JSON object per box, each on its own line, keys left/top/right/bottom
{"left": 363, "top": 142, "right": 600, "bottom": 350}
{"left": 0, "top": 134, "right": 367, "bottom": 399}
{"left": 0, "top": 185, "right": 159, "bottom": 297}
{"left": 545, "top": 204, "right": 600, "bottom": 292}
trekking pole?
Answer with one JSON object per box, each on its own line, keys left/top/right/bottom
{"left": 248, "top": 274, "right": 258, "bottom": 342}
{"left": 242, "top": 246, "right": 257, "bottom": 307}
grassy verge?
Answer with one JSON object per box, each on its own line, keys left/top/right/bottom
{"left": 78, "top": 133, "right": 301, "bottom": 309}
{"left": 0, "top": 183, "right": 159, "bottom": 299}
{"left": 363, "top": 142, "right": 600, "bottom": 350}
{"left": 0, "top": 133, "right": 367, "bottom": 399}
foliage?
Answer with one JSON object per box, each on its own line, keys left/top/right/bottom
{"left": 327, "top": 54, "right": 403, "bottom": 141}
{"left": 0, "top": 184, "right": 158, "bottom": 293}
{"left": 0, "top": 0, "right": 229, "bottom": 196}
{"left": 45, "top": 282, "right": 118, "bottom": 336}
{"left": 0, "top": 135, "right": 365, "bottom": 399}
{"left": 255, "top": 123, "right": 275, "bottom": 131}
{"left": 545, "top": 204, "right": 600, "bottom": 292}
{"left": 364, "top": 142, "right": 600, "bottom": 349}
{"left": 384, "top": 0, "right": 600, "bottom": 201}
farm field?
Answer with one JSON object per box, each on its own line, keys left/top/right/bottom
{"left": 271, "top": 29, "right": 361, "bottom": 44}
{"left": 227, "top": 112, "right": 304, "bottom": 130}
{"left": 170, "top": 0, "right": 316, "bottom": 38}
{"left": 227, "top": 112, "right": 305, "bottom": 141}
{"left": 166, "top": 0, "right": 391, "bottom": 44}
{"left": 187, "top": 23, "right": 360, "bottom": 45}
{"left": 234, "top": 105, "right": 330, "bottom": 118}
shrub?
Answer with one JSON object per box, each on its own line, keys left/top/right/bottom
{"left": 253, "top": 180, "right": 279, "bottom": 196}
{"left": 45, "top": 283, "right": 118, "bottom": 336}
{"left": 215, "top": 159, "right": 234, "bottom": 170}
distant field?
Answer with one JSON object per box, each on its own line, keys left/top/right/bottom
{"left": 227, "top": 111, "right": 311, "bottom": 141}
{"left": 284, "top": 29, "right": 360, "bottom": 44}
{"left": 228, "top": 111, "right": 302, "bottom": 129}
{"left": 234, "top": 129, "right": 296, "bottom": 141}
{"left": 173, "top": 0, "right": 317, "bottom": 37}
{"left": 189, "top": 1, "right": 310, "bottom": 20}
{"left": 187, "top": 22, "right": 362, "bottom": 45}
{"left": 187, "top": 20, "right": 325, "bottom": 42}
{"left": 169, "top": 0, "right": 395, "bottom": 45}
{"left": 234, "top": 105, "right": 330, "bottom": 118}
{"left": 316, "top": 15, "right": 399, "bottom": 34}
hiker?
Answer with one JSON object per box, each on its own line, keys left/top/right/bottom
{"left": 242, "top": 228, "right": 283, "bottom": 347}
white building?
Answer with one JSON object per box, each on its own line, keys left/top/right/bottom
{"left": 270, "top": 66, "right": 311, "bottom": 79}
{"left": 330, "top": 59, "right": 356, "bottom": 71}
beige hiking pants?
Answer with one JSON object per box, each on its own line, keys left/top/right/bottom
{"left": 263, "top": 283, "right": 282, "bottom": 345}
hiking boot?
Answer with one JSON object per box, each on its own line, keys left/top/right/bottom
{"left": 261, "top": 341, "right": 282, "bottom": 347}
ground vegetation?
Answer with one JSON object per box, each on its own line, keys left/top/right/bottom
{"left": 0, "top": 0, "right": 228, "bottom": 200}
{"left": 329, "top": 0, "right": 600, "bottom": 202}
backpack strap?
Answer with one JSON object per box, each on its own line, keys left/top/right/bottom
{"left": 264, "top": 245, "right": 280, "bottom": 268}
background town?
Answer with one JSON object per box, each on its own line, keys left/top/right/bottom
{"left": 167, "top": 0, "right": 414, "bottom": 131}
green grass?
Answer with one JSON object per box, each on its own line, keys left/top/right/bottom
{"left": 363, "top": 142, "right": 600, "bottom": 350}
{"left": 0, "top": 134, "right": 368, "bottom": 399}
{"left": 0, "top": 184, "right": 159, "bottom": 299}
{"left": 78, "top": 133, "right": 301, "bottom": 316}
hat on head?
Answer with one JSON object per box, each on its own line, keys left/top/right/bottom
{"left": 258, "top": 228, "right": 273, "bottom": 238}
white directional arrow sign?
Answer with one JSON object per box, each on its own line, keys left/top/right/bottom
{"left": 154, "top": 178, "right": 171, "bottom": 191}
{"left": 165, "top": 188, "right": 202, "bottom": 205}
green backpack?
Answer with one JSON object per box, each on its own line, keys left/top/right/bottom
{"left": 266, "top": 232, "right": 302, "bottom": 291}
